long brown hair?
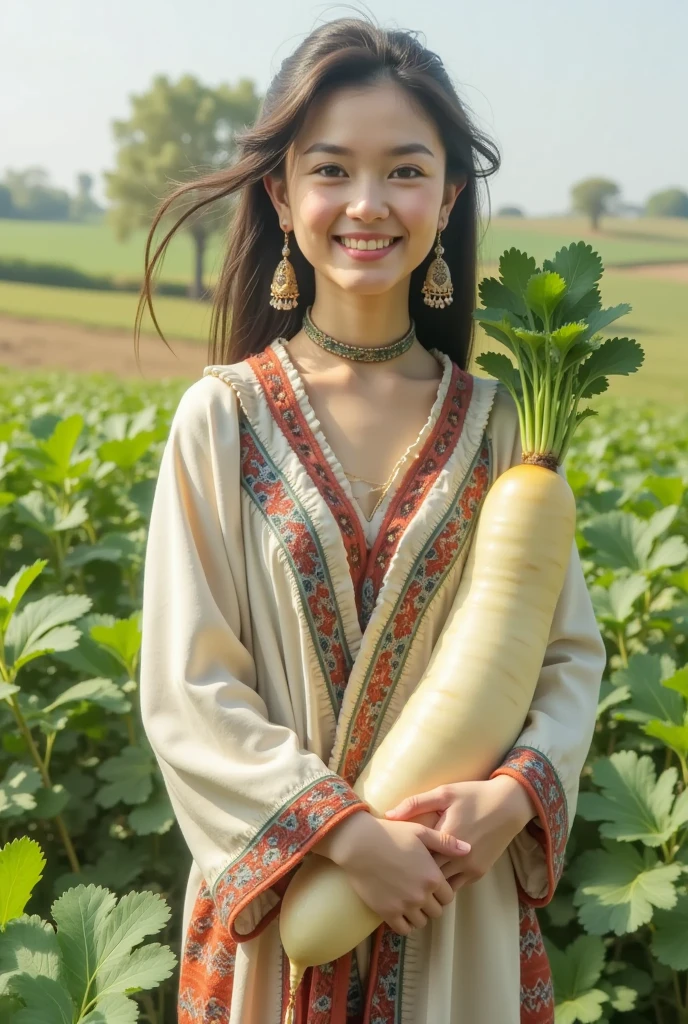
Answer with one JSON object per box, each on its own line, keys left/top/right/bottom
{"left": 136, "top": 16, "right": 501, "bottom": 371}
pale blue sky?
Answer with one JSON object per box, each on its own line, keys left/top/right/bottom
{"left": 3, "top": 0, "right": 685, "bottom": 216}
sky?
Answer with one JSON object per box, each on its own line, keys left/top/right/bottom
{"left": 2, "top": 0, "right": 686, "bottom": 217}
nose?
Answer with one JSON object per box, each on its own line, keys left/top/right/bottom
{"left": 345, "top": 176, "right": 389, "bottom": 222}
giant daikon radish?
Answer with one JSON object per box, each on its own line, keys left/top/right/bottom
{"left": 279, "top": 243, "right": 644, "bottom": 1018}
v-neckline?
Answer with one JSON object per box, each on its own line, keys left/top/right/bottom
{"left": 270, "top": 337, "right": 453, "bottom": 540}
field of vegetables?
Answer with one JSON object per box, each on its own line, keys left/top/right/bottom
{"left": 1, "top": 368, "right": 687, "bottom": 1023}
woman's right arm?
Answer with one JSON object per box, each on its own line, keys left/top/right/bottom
{"left": 139, "top": 376, "right": 369, "bottom": 942}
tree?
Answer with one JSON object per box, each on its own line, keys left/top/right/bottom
{"left": 3, "top": 167, "right": 71, "bottom": 221}
{"left": 645, "top": 187, "right": 688, "bottom": 218}
{"left": 69, "top": 173, "right": 103, "bottom": 223}
{"left": 105, "top": 74, "right": 261, "bottom": 298}
{"left": 497, "top": 205, "right": 524, "bottom": 217}
{"left": 570, "top": 177, "right": 620, "bottom": 231}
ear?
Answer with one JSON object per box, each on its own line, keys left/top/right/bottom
{"left": 439, "top": 174, "right": 468, "bottom": 230}
{"left": 263, "top": 174, "right": 292, "bottom": 232}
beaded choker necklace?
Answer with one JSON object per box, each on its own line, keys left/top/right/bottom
{"left": 302, "top": 305, "right": 416, "bottom": 362}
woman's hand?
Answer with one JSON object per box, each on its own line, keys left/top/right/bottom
{"left": 385, "top": 777, "right": 537, "bottom": 892}
{"left": 311, "top": 810, "right": 471, "bottom": 936}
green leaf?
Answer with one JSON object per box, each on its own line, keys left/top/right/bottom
{"left": 99, "top": 431, "right": 157, "bottom": 471}
{"left": 0, "top": 839, "right": 46, "bottom": 927}
{"left": 496, "top": 247, "right": 540, "bottom": 316}
{"left": 545, "top": 934, "right": 608, "bottom": 1023}
{"left": 542, "top": 241, "right": 603, "bottom": 309}
{"left": 0, "top": 683, "right": 20, "bottom": 701}
{"left": 475, "top": 352, "right": 522, "bottom": 396}
{"left": 94, "top": 890, "right": 171, "bottom": 992}
{"left": 80, "top": 992, "right": 138, "bottom": 1023}
{"left": 42, "top": 678, "right": 130, "bottom": 716}
{"left": 33, "top": 784, "right": 71, "bottom": 819}
{"left": 590, "top": 575, "right": 647, "bottom": 625}
{"left": 0, "top": 764, "right": 43, "bottom": 821}
{"left": 644, "top": 475, "right": 685, "bottom": 509}
{"left": 663, "top": 666, "right": 688, "bottom": 700}
{"left": 582, "top": 510, "right": 679, "bottom": 572}
{"left": 524, "top": 270, "right": 567, "bottom": 323}
{"left": 128, "top": 790, "right": 176, "bottom": 836}
{"left": 96, "top": 747, "right": 155, "bottom": 807}
{"left": 576, "top": 750, "right": 680, "bottom": 845}
{"left": 4, "top": 593, "right": 92, "bottom": 672}
{"left": 550, "top": 322, "right": 589, "bottom": 354}
{"left": 9, "top": 974, "right": 74, "bottom": 1024}
{"left": 0, "top": 560, "right": 48, "bottom": 633}
{"left": 14, "top": 492, "right": 89, "bottom": 535}
{"left": 52, "top": 885, "right": 117, "bottom": 1005}
{"left": 573, "top": 844, "right": 681, "bottom": 935}
{"left": 577, "top": 337, "right": 644, "bottom": 392}
{"left": 610, "top": 653, "right": 684, "bottom": 725}
{"left": 96, "top": 942, "right": 176, "bottom": 997}
{"left": 643, "top": 719, "right": 688, "bottom": 760}
{"left": 89, "top": 614, "right": 141, "bottom": 674}
{"left": 646, "top": 535, "right": 688, "bottom": 572}
{"left": 652, "top": 895, "right": 688, "bottom": 969}
{"left": 0, "top": 916, "right": 60, "bottom": 992}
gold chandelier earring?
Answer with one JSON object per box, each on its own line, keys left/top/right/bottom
{"left": 269, "top": 227, "right": 300, "bottom": 310}
{"left": 422, "top": 228, "right": 453, "bottom": 308}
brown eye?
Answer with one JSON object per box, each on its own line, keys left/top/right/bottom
{"left": 391, "top": 166, "right": 423, "bottom": 179}
{"left": 315, "top": 165, "right": 346, "bottom": 177}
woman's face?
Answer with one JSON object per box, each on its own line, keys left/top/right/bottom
{"left": 264, "top": 79, "right": 465, "bottom": 296}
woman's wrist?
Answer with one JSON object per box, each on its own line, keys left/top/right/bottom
{"left": 489, "top": 774, "right": 538, "bottom": 833}
{"left": 311, "top": 807, "right": 371, "bottom": 864}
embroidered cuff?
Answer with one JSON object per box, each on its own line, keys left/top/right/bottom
{"left": 212, "top": 775, "right": 369, "bottom": 941}
{"left": 490, "top": 745, "right": 568, "bottom": 907}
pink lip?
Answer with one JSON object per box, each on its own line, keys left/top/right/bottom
{"left": 334, "top": 237, "right": 402, "bottom": 261}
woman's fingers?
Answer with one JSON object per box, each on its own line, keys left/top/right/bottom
{"left": 403, "top": 907, "right": 429, "bottom": 930}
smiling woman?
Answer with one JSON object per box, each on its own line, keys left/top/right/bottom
{"left": 138, "top": 14, "right": 605, "bottom": 1024}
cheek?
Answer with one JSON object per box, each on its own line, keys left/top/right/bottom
{"left": 297, "top": 189, "right": 337, "bottom": 235}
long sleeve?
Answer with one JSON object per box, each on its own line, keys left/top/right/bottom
{"left": 487, "top": 386, "right": 607, "bottom": 907}
{"left": 139, "top": 376, "right": 368, "bottom": 941}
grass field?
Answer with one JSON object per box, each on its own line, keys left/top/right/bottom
{"left": 2, "top": 215, "right": 688, "bottom": 284}
{"left": 0, "top": 280, "right": 213, "bottom": 340}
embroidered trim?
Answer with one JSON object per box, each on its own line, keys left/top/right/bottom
{"left": 213, "top": 775, "right": 366, "bottom": 939}
{"left": 338, "top": 438, "right": 491, "bottom": 785}
{"left": 359, "top": 365, "right": 473, "bottom": 629}
{"left": 518, "top": 902, "right": 555, "bottom": 1023}
{"left": 240, "top": 416, "right": 354, "bottom": 716}
{"left": 364, "top": 924, "right": 405, "bottom": 1023}
{"left": 490, "top": 745, "right": 569, "bottom": 906}
{"left": 248, "top": 346, "right": 368, "bottom": 585}
{"left": 178, "top": 883, "right": 236, "bottom": 1024}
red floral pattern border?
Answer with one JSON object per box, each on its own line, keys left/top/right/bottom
{"left": 178, "top": 777, "right": 366, "bottom": 1023}
{"left": 518, "top": 903, "right": 555, "bottom": 1023}
{"left": 490, "top": 744, "right": 569, "bottom": 906}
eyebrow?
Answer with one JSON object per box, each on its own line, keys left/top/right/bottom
{"left": 301, "top": 142, "right": 435, "bottom": 157}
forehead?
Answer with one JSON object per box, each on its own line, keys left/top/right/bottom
{"left": 293, "top": 79, "right": 441, "bottom": 154}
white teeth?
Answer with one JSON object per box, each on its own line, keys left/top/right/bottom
{"left": 339, "top": 237, "right": 395, "bottom": 250}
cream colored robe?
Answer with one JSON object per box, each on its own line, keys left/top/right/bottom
{"left": 139, "top": 338, "right": 607, "bottom": 1024}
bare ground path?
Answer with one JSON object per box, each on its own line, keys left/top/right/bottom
{"left": 0, "top": 316, "right": 205, "bottom": 380}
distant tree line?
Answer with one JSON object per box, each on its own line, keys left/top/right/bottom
{"left": 497, "top": 183, "right": 688, "bottom": 226}
{"left": 0, "top": 168, "right": 104, "bottom": 223}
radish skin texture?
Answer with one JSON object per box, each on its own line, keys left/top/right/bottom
{"left": 279, "top": 463, "right": 576, "bottom": 979}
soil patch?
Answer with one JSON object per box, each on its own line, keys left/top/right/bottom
{"left": 0, "top": 316, "right": 206, "bottom": 380}
{"left": 609, "top": 262, "right": 688, "bottom": 283}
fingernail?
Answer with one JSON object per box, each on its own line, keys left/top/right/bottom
{"left": 455, "top": 839, "right": 471, "bottom": 852}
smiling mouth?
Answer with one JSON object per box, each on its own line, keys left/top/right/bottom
{"left": 333, "top": 236, "right": 403, "bottom": 251}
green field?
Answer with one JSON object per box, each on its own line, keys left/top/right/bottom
{"left": 0, "top": 280, "right": 212, "bottom": 340}
{"left": 2, "top": 215, "right": 687, "bottom": 284}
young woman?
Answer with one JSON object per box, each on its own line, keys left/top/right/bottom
{"left": 139, "top": 17, "right": 607, "bottom": 1024}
